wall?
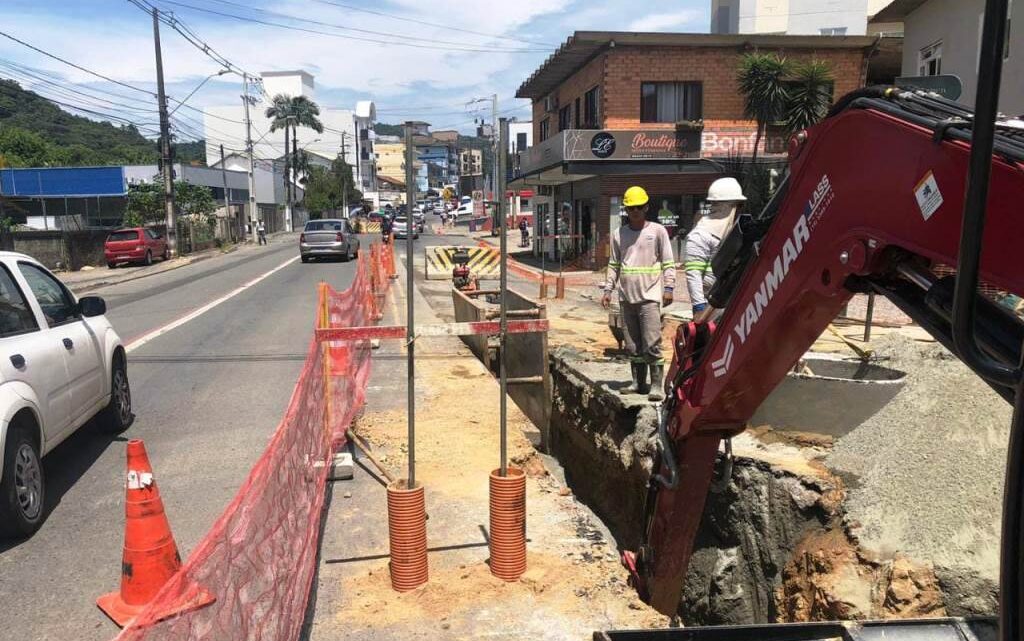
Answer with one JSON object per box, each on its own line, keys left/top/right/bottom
{"left": 602, "top": 46, "right": 867, "bottom": 129}
{"left": 452, "top": 287, "right": 552, "bottom": 447}
{"left": 12, "top": 230, "right": 110, "bottom": 270}
{"left": 532, "top": 54, "right": 607, "bottom": 142}
{"left": 787, "top": 0, "right": 868, "bottom": 35}
{"left": 901, "top": 0, "right": 1024, "bottom": 114}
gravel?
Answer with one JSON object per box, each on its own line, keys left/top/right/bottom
{"left": 827, "top": 333, "right": 1009, "bottom": 593}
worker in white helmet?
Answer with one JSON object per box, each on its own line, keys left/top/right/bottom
{"left": 685, "top": 177, "right": 745, "bottom": 322}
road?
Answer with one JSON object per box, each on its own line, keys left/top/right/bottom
{"left": 0, "top": 233, "right": 365, "bottom": 641}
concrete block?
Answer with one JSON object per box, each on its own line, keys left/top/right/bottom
{"left": 329, "top": 452, "right": 354, "bottom": 481}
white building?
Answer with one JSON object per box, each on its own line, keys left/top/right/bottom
{"left": 711, "top": 0, "right": 898, "bottom": 36}
{"left": 508, "top": 119, "right": 533, "bottom": 154}
{"left": 873, "top": 0, "right": 1023, "bottom": 114}
{"left": 203, "top": 71, "right": 377, "bottom": 197}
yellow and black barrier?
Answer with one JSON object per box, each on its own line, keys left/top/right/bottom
{"left": 423, "top": 245, "right": 501, "bottom": 280}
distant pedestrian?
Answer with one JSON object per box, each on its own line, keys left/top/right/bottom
{"left": 518, "top": 218, "right": 529, "bottom": 247}
{"left": 257, "top": 220, "right": 267, "bottom": 245}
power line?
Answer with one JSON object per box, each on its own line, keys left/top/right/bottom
{"left": 197, "top": 0, "right": 548, "bottom": 52}
{"left": 0, "top": 62, "right": 156, "bottom": 116}
{"left": 309, "top": 0, "right": 559, "bottom": 48}
{"left": 0, "top": 29, "right": 156, "bottom": 96}
{"left": 151, "top": 0, "right": 553, "bottom": 54}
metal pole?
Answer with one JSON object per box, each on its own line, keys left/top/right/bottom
{"left": 219, "top": 144, "right": 231, "bottom": 240}
{"left": 491, "top": 94, "right": 498, "bottom": 229}
{"left": 341, "top": 131, "right": 349, "bottom": 217}
{"left": 241, "top": 74, "right": 257, "bottom": 241}
{"left": 404, "top": 121, "right": 417, "bottom": 487}
{"left": 498, "top": 117, "right": 509, "bottom": 477}
{"left": 864, "top": 292, "right": 876, "bottom": 343}
{"left": 152, "top": 7, "right": 176, "bottom": 256}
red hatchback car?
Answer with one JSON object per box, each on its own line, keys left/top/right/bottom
{"left": 104, "top": 227, "right": 169, "bottom": 268}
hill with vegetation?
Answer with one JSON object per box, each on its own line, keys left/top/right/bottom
{"left": 0, "top": 78, "right": 204, "bottom": 168}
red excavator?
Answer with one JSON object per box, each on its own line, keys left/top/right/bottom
{"left": 616, "top": 2, "right": 1024, "bottom": 640}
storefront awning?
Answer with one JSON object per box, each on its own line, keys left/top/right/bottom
{"left": 514, "top": 127, "right": 786, "bottom": 182}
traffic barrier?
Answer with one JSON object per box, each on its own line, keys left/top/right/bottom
{"left": 423, "top": 245, "right": 500, "bottom": 280}
{"left": 113, "top": 243, "right": 392, "bottom": 641}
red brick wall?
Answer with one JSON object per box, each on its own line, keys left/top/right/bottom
{"left": 532, "top": 53, "right": 607, "bottom": 142}
{"left": 530, "top": 45, "right": 867, "bottom": 137}
{"left": 603, "top": 46, "right": 866, "bottom": 129}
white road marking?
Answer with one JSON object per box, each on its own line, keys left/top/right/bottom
{"left": 126, "top": 255, "right": 300, "bottom": 353}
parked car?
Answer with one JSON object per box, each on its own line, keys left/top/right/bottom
{"left": 299, "top": 219, "right": 360, "bottom": 263}
{"left": 0, "top": 252, "right": 131, "bottom": 537}
{"left": 392, "top": 217, "right": 419, "bottom": 240}
{"left": 104, "top": 228, "right": 168, "bottom": 268}
{"left": 413, "top": 212, "right": 425, "bottom": 233}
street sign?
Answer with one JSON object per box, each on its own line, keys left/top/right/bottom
{"left": 895, "top": 75, "right": 963, "bottom": 100}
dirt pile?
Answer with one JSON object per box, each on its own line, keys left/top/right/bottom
{"left": 827, "top": 334, "right": 1007, "bottom": 615}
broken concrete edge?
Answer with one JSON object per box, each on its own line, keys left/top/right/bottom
{"left": 546, "top": 345, "right": 996, "bottom": 625}
{"left": 329, "top": 452, "right": 354, "bottom": 481}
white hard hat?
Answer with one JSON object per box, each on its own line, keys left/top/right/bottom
{"left": 706, "top": 177, "right": 746, "bottom": 202}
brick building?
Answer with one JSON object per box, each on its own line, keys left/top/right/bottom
{"left": 512, "top": 31, "right": 885, "bottom": 268}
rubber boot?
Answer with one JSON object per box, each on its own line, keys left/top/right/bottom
{"left": 620, "top": 363, "right": 642, "bottom": 395}
{"left": 648, "top": 364, "right": 665, "bottom": 402}
{"left": 636, "top": 363, "right": 650, "bottom": 396}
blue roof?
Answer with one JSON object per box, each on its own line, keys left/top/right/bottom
{"left": 0, "top": 166, "right": 127, "bottom": 197}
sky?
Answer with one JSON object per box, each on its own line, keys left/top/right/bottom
{"left": 0, "top": 0, "right": 710, "bottom": 139}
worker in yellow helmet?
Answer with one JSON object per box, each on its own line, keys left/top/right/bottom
{"left": 601, "top": 186, "right": 676, "bottom": 401}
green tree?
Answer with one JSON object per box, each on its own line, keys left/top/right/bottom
{"left": 784, "top": 60, "right": 834, "bottom": 134}
{"left": 302, "top": 154, "right": 363, "bottom": 217}
{"left": 736, "top": 52, "right": 792, "bottom": 164}
{"left": 0, "top": 126, "right": 56, "bottom": 167}
{"left": 265, "top": 94, "right": 324, "bottom": 202}
{"left": 124, "top": 181, "right": 164, "bottom": 226}
{"left": 175, "top": 181, "right": 217, "bottom": 226}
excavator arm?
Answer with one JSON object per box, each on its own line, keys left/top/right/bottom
{"left": 627, "top": 85, "right": 1024, "bottom": 615}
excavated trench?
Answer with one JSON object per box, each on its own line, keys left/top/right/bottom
{"left": 546, "top": 346, "right": 965, "bottom": 626}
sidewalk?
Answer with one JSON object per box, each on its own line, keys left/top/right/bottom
{"left": 57, "top": 231, "right": 297, "bottom": 293}
{"left": 308, "top": 248, "right": 667, "bottom": 640}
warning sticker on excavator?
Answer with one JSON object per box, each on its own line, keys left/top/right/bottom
{"left": 915, "top": 171, "right": 943, "bottom": 221}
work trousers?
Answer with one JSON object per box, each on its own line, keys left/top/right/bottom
{"left": 621, "top": 300, "right": 663, "bottom": 365}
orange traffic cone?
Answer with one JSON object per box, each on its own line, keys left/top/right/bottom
{"left": 97, "top": 439, "right": 214, "bottom": 627}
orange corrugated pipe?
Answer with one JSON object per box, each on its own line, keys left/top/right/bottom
{"left": 489, "top": 466, "right": 526, "bottom": 581}
{"left": 387, "top": 480, "right": 428, "bottom": 591}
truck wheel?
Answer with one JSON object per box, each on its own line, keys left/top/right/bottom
{"left": 107, "top": 262, "right": 117, "bottom": 269}
{"left": 0, "top": 423, "right": 44, "bottom": 539}
{"left": 144, "top": 250, "right": 153, "bottom": 266}
{"left": 97, "top": 357, "right": 133, "bottom": 434}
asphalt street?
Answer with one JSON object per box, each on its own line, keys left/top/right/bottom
{"left": 0, "top": 233, "right": 368, "bottom": 641}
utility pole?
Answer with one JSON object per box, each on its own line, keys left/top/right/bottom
{"left": 403, "top": 120, "right": 418, "bottom": 487}
{"left": 219, "top": 143, "right": 231, "bottom": 240}
{"left": 491, "top": 93, "right": 499, "bottom": 232}
{"left": 152, "top": 7, "right": 176, "bottom": 256}
{"left": 241, "top": 74, "right": 257, "bottom": 242}
{"left": 340, "top": 131, "right": 349, "bottom": 217}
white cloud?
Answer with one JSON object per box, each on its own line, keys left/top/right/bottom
{"left": 627, "top": 10, "right": 704, "bottom": 32}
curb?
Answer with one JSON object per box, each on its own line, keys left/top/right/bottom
{"left": 65, "top": 244, "right": 241, "bottom": 294}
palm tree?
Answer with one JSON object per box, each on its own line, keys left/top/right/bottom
{"left": 265, "top": 93, "right": 295, "bottom": 202}
{"left": 784, "top": 60, "right": 834, "bottom": 134}
{"left": 736, "top": 52, "right": 791, "bottom": 164}
{"left": 287, "top": 96, "right": 323, "bottom": 202}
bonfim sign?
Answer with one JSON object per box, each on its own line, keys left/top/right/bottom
{"left": 590, "top": 132, "right": 616, "bottom": 159}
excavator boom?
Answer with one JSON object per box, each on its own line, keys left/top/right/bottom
{"left": 631, "top": 87, "right": 1024, "bottom": 615}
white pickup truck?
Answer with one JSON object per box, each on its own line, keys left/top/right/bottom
{"left": 0, "top": 252, "right": 131, "bottom": 538}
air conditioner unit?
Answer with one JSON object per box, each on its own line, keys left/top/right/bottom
{"left": 543, "top": 95, "right": 559, "bottom": 113}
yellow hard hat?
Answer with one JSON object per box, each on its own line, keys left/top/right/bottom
{"left": 623, "top": 186, "right": 649, "bottom": 208}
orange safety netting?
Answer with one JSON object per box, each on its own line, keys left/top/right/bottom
{"left": 113, "top": 242, "right": 393, "bottom": 641}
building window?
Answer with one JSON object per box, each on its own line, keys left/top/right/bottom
{"left": 919, "top": 41, "right": 943, "bottom": 75}
{"left": 574, "top": 97, "right": 581, "bottom": 129}
{"left": 539, "top": 118, "right": 550, "bottom": 142}
{"left": 640, "top": 82, "right": 703, "bottom": 123}
{"left": 583, "top": 86, "right": 600, "bottom": 128}
{"left": 819, "top": 27, "right": 847, "bottom": 35}
{"left": 516, "top": 132, "right": 528, "bottom": 152}
{"left": 558, "top": 104, "right": 572, "bottom": 131}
